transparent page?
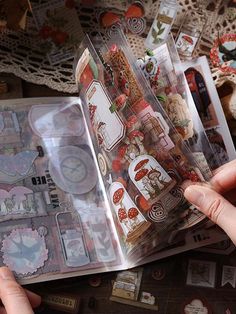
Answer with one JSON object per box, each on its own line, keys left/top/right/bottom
{"left": 182, "top": 56, "right": 236, "bottom": 164}
{"left": 74, "top": 34, "right": 212, "bottom": 267}
{"left": 137, "top": 34, "right": 220, "bottom": 173}
{"left": 0, "top": 97, "right": 125, "bottom": 285}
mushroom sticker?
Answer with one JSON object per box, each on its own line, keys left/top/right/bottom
{"left": 176, "top": 33, "right": 198, "bottom": 57}
{"left": 129, "top": 155, "right": 175, "bottom": 203}
{"left": 110, "top": 182, "right": 151, "bottom": 244}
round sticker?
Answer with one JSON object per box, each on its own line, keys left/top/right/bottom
{"left": 97, "top": 153, "right": 107, "bottom": 176}
{"left": 49, "top": 146, "right": 97, "bottom": 194}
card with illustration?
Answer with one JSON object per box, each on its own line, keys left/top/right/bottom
{"left": 32, "top": 0, "right": 84, "bottom": 65}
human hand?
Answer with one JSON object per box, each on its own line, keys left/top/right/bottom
{"left": 184, "top": 159, "right": 236, "bottom": 245}
{"left": 0, "top": 267, "right": 41, "bottom": 314}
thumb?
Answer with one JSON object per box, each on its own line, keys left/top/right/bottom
{"left": 0, "top": 267, "right": 34, "bottom": 314}
{"left": 184, "top": 185, "right": 236, "bottom": 245}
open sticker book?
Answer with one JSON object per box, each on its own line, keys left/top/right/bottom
{"left": 0, "top": 32, "right": 234, "bottom": 284}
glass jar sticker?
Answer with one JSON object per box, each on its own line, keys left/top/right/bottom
{"left": 110, "top": 182, "right": 151, "bottom": 244}
{"left": 128, "top": 155, "right": 175, "bottom": 204}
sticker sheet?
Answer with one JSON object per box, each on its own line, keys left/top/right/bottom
{"left": 75, "top": 33, "right": 219, "bottom": 263}
{"left": 137, "top": 36, "right": 220, "bottom": 172}
{"left": 183, "top": 56, "right": 236, "bottom": 164}
{"left": 0, "top": 97, "right": 120, "bottom": 283}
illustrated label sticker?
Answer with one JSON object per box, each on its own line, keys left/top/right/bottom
{"left": 221, "top": 265, "right": 236, "bottom": 288}
{"left": 86, "top": 81, "right": 125, "bottom": 151}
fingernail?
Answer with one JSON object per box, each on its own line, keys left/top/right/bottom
{"left": 0, "top": 267, "right": 15, "bottom": 280}
{"left": 184, "top": 185, "right": 205, "bottom": 207}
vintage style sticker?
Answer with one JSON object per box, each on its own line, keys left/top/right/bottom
{"left": 0, "top": 150, "right": 38, "bottom": 184}
{"left": 48, "top": 146, "right": 97, "bottom": 194}
{"left": 89, "top": 209, "right": 116, "bottom": 262}
{"left": 110, "top": 182, "right": 151, "bottom": 244}
{"left": 176, "top": 33, "right": 199, "bottom": 57}
{"left": 186, "top": 259, "right": 216, "bottom": 288}
{"left": 56, "top": 212, "right": 90, "bottom": 268}
{"left": 210, "top": 34, "right": 236, "bottom": 74}
{"left": 97, "top": 153, "right": 108, "bottom": 177}
{"left": 86, "top": 81, "right": 125, "bottom": 151}
{"left": 0, "top": 111, "right": 21, "bottom": 147}
{"left": 0, "top": 187, "right": 47, "bottom": 221}
{"left": 182, "top": 298, "right": 212, "bottom": 314}
{"left": 42, "top": 293, "right": 80, "bottom": 314}
{"left": 28, "top": 104, "right": 85, "bottom": 138}
{"left": 221, "top": 265, "right": 236, "bottom": 288}
{"left": 1, "top": 228, "right": 48, "bottom": 275}
{"left": 140, "top": 292, "right": 155, "bottom": 305}
{"left": 32, "top": 0, "right": 84, "bottom": 65}
{"left": 128, "top": 155, "right": 175, "bottom": 204}
{"left": 165, "top": 93, "right": 194, "bottom": 140}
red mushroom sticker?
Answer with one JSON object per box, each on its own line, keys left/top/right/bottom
{"left": 128, "top": 207, "right": 139, "bottom": 228}
{"left": 128, "top": 130, "right": 145, "bottom": 154}
{"left": 182, "top": 35, "right": 193, "bottom": 45}
{"left": 114, "top": 94, "right": 128, "bottom": 111}
{"left": 118, "top": 208, "right": 131, "bottom": 230}
{"left": 113, "top": 188, "right": 125, "bottom": 205}
{"left": 134, "top": 159, "right": 149, "bottom": 172}
{"left": 125, "top": 115, "right": 141, "bottom": 133}
{"left": 134, "top": 168, "right": 149, "bottom": 181}
{"left": 118, "top": 207, "right": 127, "bottom": 222}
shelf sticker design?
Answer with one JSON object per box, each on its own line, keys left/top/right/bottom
{"left": 0, "top": 187, "right": 47, "bottom": 221}
{"left": 28, "top": 104, "right": 85, "bottom": 138}
{"left": 48, "top": 146, "right": 97, "bottom": 194}
{"left": 1, "top": 228, "right": 48, "bottom": 275}
{"left": 128, "top": 155, "right": 175, "bottom": 203}
{"left": 110, "top": 182, "right": 151, "bottom": 244}
{"left": 89, "top": 209, "right": 116, "bottom": 262}
{"left": 0, "top": 150, "right": 38, "bottom": 184}
{"left": 86, "top": 81, "right": 125, "bottom": 152}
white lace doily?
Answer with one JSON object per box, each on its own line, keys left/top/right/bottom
{"left": 0, "top": 0, "right": 234, "bottom": 93}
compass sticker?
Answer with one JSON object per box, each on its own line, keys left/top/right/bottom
{"left": 1, "top": 228, "right": 48, "bottom": 275}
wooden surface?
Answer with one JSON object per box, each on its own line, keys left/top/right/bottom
{"left": 1, "top": 75, "right": 236, "bottom": 314}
